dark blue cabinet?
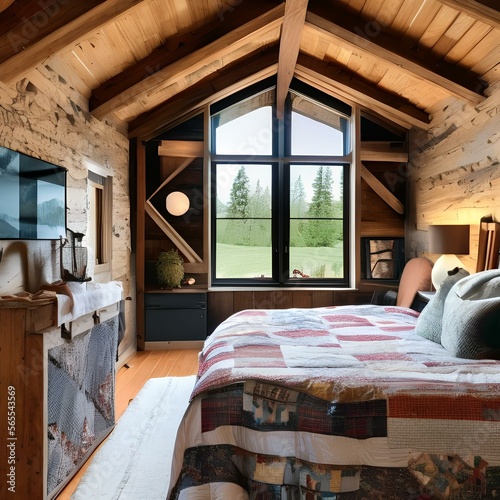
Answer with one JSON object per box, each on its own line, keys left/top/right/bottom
{"left": 145, "top": 292, "right": 207, "bottom": 342}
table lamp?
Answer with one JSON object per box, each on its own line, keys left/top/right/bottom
{"left": 429, "top": 224, "right": 470, "bottom": 290}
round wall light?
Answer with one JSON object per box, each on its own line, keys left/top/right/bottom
{"left": 166, "top": 191, "right": 190, "bottom": 216}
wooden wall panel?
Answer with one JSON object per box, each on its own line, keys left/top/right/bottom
{"left": 407, "top": 87, "right": 500, "bottom": 268}
{"left": 207, "top": 291, "right": 233, "bottom": 334}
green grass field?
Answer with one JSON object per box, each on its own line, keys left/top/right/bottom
{"left": 215, "top": 242, "right": 343, "bottom": 278}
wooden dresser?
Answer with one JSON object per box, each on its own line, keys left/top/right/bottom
{"left": 0, "top": 297, "right": 120, "bottom": 499}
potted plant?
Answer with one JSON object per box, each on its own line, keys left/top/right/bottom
{"left": 156, "top": 249, "right": 184, "bottom": 288}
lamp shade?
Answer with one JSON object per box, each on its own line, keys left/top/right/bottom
{"left": 166, "top": 191, "right": 190, "bottom": 216}
{"left": 429, "top": 225, "right": 470, "bottom": 289}
{"left": 429, "top": 225, "right": 470, "bottom": 254}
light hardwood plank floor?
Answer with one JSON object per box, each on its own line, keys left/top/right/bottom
{"left": 57, "top": 349, "right": 200, "bottom": 499}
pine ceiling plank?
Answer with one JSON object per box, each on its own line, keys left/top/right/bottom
{"left": 374, "top": 0, "right": 405, "bottom": 28}
{"left": 306, "top": 4, "right": 486, "bottom": 103}
{"left": 0, "top": 0, "right": 145, "bottom": 85}
{"left": 460, "top": 29, "right": 499, "bottom": 73}
{"left": 128, "top": 46, "right": 280, "bottom": 140}
{"left": 401, "top": 1, "right": 443, "bottom": 41}
{"left": 360, "top": 0, "right": 385, "bottom": 22}
{"left": 113, "top": 25, "right": 280, "bottom": 123}
{"left": 379, "top": 67, "right": 450, "bottom": 109}
{"left": 295, "top": 53, "right": 430, "bottom": 128}
{"left": 89, "top": 1, "right": 281, "bottom": 111}
{"left": 276, "top": 0, "right": 309, "bottom": 119}
{"left": 435, "top": 0, "right": 500, "bottom": 29}
{"left": 431, "top": 12, "right": 477, "bottom": 56}
{"left": 418, "top": 5, "right": 460, "bottom": 49}
{"left": 347, "top": 0, "right": 366, "bottom": 12}
{"left": 444, "top": 21, "right": 492, "bottom": 63}
{"left": 90, "top": 4, "right": 284, "bottom": 120}
{"left": 389, "top": 0, "right": 426, "bottom": 32}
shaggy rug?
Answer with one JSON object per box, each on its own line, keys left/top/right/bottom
{"left": 72, "top": 376, "right": 196, "bottom": 499}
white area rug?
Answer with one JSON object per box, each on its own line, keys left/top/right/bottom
{"left": 72, "top": 376, "right": 196, "bottom": 500}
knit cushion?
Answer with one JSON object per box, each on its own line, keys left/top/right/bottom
{"left": 441, "top": 269, "right": 500, "bottom": 359}
{"left": 415, "top": 268, "right": 469, "bottom": 343}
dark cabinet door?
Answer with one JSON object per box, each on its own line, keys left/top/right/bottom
{"left": 145, "top": 293, "right": 207, "bottom": 341}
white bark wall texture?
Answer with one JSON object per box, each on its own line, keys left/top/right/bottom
{"left": 0, "top": 68, "right": 135, "bottom": 362}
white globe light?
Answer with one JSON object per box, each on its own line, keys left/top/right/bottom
{"left": 166, "top": 191, "right": 190, "bottom": 216}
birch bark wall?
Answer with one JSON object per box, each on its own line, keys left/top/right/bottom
{"left": 0, "top": 68, "right": 135, "bottom": 363}
{"left": 407, "top": 79, "right": 500, "bottom": 270}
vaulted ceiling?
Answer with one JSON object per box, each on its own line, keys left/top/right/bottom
{"left": 0, "top": 0, "right": 498, "bottom": 140}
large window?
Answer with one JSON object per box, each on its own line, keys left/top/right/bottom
{"left": 211, "top": 80, "right": 350, "bottom": 286}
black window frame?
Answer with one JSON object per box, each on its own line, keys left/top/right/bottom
{"left": 210, "top": 79, "right": 351, "bottom": 288}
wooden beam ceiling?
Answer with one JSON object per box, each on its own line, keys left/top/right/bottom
{"left": 295, "top": 53, "right": 431, "bottom": 128}
{"left": 89, "top": 1, "right": 282, "bottom": 112}
{"left": 306, "top": 1, "right": 488, "bottom": 104}
{"left": 276, "top": 0, "right": 309, "bottom": 119}
{"left": 0, "top": 0, "right": 145, "bottom": 85}
{"left": 90, "top": 4, "right": 284, "bottom": 120}
{"left": 0, "top": 0, "right": 494, "bottom": 136}
{"left": 129, "top": 46, "right": 280, "bottom": 140}
{"left": 435, "top": 0, "right": 500, "bottom": 29}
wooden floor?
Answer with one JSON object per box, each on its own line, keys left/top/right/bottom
{"left": 57, "top": 349, "right": 200, "bottom": 499}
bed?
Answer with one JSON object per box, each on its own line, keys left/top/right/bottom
{"left": 168, "top": 275, "right": 500, "bottom": 498}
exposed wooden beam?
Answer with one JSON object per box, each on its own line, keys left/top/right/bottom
{"left": 0, "top": 0, "right": 21, "bottom": 22}
{"left": 158, "top": 141, "right": 204, "bottom": 158}
{"left": 90, "top": 1, "right": 282, "bottom": 111}
{"left": 145, "top": 202, "right": 202, "bottom": 264}
{"left": 436, "top": 0, "right": 500, "bottom": 29}
{"left": 91, "top": 5, "right": 284, "bottom": 120}
{"left": 361, "top": 163, "right": 404, "bottom": 214}
{"left": 276, "top": 0, "right": 309, "bottom": 119}
{"left": 306, "top": 2, "right": 487, "bottom": 104}
{"left": 295, "top": 53, "right": 431, "bottom": 129}
{"left": 128, "top": 46, "right": 280, "bottom": 140}
{"left": 360, "top": 142, "right": 409, "bottom": 163}
{"left": 0, "top": 0, "right": 145, "bottom": 85}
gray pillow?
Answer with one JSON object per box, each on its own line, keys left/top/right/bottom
{"left": 415, "top": 268, "right": 469, "bottom": 343}
{"left": 441, "top": 269, "right": 500, "bottom": 359}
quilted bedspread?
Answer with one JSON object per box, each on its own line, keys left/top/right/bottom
{"left": 168, "top": 305, "right": 500, "bottom": 499}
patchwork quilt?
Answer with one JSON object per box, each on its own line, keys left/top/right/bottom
{"left": 168, "top": 305, "right": 500, "bottom": 499}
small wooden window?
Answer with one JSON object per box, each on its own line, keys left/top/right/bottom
{"left": 88, "top": 171, "right": 112, "bottom": 274}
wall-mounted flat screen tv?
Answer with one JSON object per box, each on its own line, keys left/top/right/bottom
{"left": 0, "top": 146, "right": 67, "bottom": 240}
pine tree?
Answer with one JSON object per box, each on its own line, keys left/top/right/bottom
{"left": 304, "top": 166, "right": 335, "bottom": 247}
{"left": 290, "top": 175, "right": 307, "bottom": 218}
{"left": 227, "top": 166, "right": 250, "bottom": 217}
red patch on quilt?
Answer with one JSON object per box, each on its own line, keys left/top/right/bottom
{"left": 234, "top": 345, "right": 287, "bottom": 367}
{"left": 323, "top": 315, "right": 373, "bottom": 326}
{"left": 355, "top": 353, "right": 412, "bottom": 361}
{"left": 273, "top": 329, "right": 330, "bottom": 338}
{"left": 383, "top": 306, "right": 420, "bottom": 317}
{"left": 336, "top": 334, "right": 400, "bottom": 341}
{"left": 378, "top": 326, "right": 412, "bottom": 332}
